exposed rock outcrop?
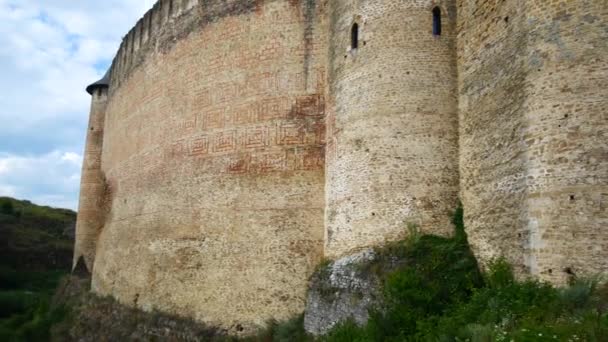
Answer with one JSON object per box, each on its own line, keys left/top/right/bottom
{"left": 304, "top": 250, "right": 382, "bottom": 336}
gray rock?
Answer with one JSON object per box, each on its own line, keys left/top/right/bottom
{"left": 304, "top": 249, "right": 382, "bottom": 336}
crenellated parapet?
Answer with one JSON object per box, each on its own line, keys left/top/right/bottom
{"left": 107, "top": 0, "right": 268, "bottom": 94}
{"left": 109, "top": 0, "right": 202, "bottom": 92}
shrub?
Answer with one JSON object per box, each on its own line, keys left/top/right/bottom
{"left": 0, "top": 267, "right": 65, "bottom": 292}
{"left": 0, "top": 291, "right": 39, "bottom": 318}
{"left": 269, "top": 315, "right": 310, "bottom": 342}
{"left": 321, "top": 319, "right": 370, "bottom": 342}
{"left": 1, "top": 200, "right": 14, "bottom": 216}
{"left": 320, "top": 204, "right": 608, "bottom": 341}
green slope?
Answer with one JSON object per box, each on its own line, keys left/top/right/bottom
{"left": 0, "top": 197, "right": 76, "bottom": 341}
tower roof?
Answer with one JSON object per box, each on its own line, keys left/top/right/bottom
{"left": 85, "top": 70, "right": 110, "bottom": 95}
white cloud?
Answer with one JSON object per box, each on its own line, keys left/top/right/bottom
{"left": 0, "top": 151, "right": 83, "bottom": 209}
{"left": 0, "top": 185, "right": 17, "bottom": 197}
{"left": 0, "top": 0, "right": 155, "bottom": 209}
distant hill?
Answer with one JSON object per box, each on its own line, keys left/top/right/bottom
{"left": 0, "top": 197, "right": 76, "bottom": 340}
{"left": 0, "top": 197, "right": 75, "bottom": 272}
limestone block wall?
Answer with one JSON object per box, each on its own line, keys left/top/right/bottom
{"left": 74, "top": 0, "right": 608, "bottom": 333}
{"left": 91, "top": 0, "right": 328, "bottom": 333}
{"left": 324, "top": 0, "right": 460, "bottom": 258}
{"left": 458, "top": 0, "right": 608, "bottom": 283}
{"left": 458, "top": 0, "right": 530, "bottom": 278}
{"left": 74, "top": 88, "right": 108, "bottom": 272}
{"left": 521, "top": 0, "right": 608, "bottom": 284}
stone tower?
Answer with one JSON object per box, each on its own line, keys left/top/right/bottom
{"left": 324, "top": 0, "right": 460, "bottom": 258}
{"left": 458, "top": 0, "right": 608, "bottom": 284}
{"left": 73, "top": 72, "right": 109, "bottom": 272}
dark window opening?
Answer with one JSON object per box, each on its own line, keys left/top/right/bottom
{"left": 351, "top": 23, "right": 359, "bottom": 49}
{"left": 432, "top": 7, "right": 442, "bottom": 36}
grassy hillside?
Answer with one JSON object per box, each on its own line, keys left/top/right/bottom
{"left": 0, "top": 197, "right": 75, "bottom": 271}
{"left": 0, "top": 197, "right": 76, "bottom": 341}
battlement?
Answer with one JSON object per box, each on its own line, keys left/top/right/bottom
{"left": 109, "top": 0, "right": 201, "bottom": 91}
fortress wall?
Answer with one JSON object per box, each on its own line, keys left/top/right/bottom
{"left": 325, "top": 0, "right": 460, "bottom": 258}
{"left": 459, "top": 0, "right": 608, "bottom": 283}
{"left": 521, "top": 0, "right": 608, "bottom": 283}
{"left": 458, "top": 0, "right": 530, "bottom": 277}
{"left": 93, "top": 0, "right": 328, "bottom": 332}
{"left": 108, "top": 0, "right": 205, "bottom": 92}
{"left": 74, "top": 88, "right": 108, "bottom": 272}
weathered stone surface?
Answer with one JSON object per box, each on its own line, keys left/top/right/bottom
{"left": 73, "top": 87, "right": 108, "bottom": 272}
{"left": 458, "top": 0, "right": 608, "bottom": 284}
{"left": 84, "top": 0, "right": 329, "bottom": 334}
{"left": 304, "top": 250, "right": 380, "bottom": 336}
{"left": 74, "top": 0, "right": 608, "bottom": 334}
{"left": 325, "top": 0, "right": 460, "bottom": 258}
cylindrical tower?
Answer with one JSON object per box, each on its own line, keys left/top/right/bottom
{"left": 522, "top": 0, "right": 608, "bottom": 284}
{"left": 458, "top": 0, "right": 608, "bottom": 284}
{"left": 325, "top": 0, "right": 460, "bottom": 258}
{"left": 73, "top": 72, "right": 109, "bottom": 273}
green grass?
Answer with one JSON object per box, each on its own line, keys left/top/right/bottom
{"left": 0, "top": 268, "right": 70, "bottom": 341}
{"left": 318, "top": 206, "right": 608, "bottom": 341}
{"left": 0, "top": 267, "right": 66, "bottom": 292}
{"left": 0, "top": 292, "right": 69, "bottom": 342}
{"left": 0, "top": 197, "right": 75, "bottom": 341}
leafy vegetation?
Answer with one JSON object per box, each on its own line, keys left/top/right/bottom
{"left": 0, "top": 197, "right": 75, "bottom": 341}
{"left": 318, "top": 206, "right": 608, "bottom": 342}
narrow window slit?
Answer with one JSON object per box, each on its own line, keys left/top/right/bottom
{"left": 433, "top": 7, "right": 442, "bottom": 36}
{"left": 351, "top": 23, "right": 359, "bottom": 49}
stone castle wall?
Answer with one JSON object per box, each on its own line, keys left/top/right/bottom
{"left": 91, "top": 0, "right": 328, "bottom": 332}
{"left": 458, "top": 0, "right": 608, "bottom": 284}
{"left": 75, "top": 0, "right": 608, "bottom": 333}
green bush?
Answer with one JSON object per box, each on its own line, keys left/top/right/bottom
{"left": 0, "top": 266, "right": 69, "bottom": 340}
{"left": 0, "top": 291, "right": 69, "bottom": 342}
{"left": 0, "top": 291, "right": 41, "bottom": 318}
{"left": 321, "top": 319, "right": 370, "bottom": 342}
{"left": 1, "top": 200, "right": 14, "bottom": 215}
{"left": 319, "top": 205, "right": 608, "bottom": 341}
{"left": 0, "top": 266, "right": 65, "bottom": 292}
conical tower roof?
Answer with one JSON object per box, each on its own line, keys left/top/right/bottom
{"left": 85, "top": 70, "right": 110, "bottom": 95}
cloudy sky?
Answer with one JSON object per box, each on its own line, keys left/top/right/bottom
{"left": 0, "top": 0, "right": 156, "bottom": 210}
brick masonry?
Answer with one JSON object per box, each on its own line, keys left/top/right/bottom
{"left": 74, "top": 0, "right": 608, "bottom": 333}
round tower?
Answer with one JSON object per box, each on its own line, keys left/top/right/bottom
{"left": 458, "top": 0, "right": 608, "bottom": 285}
{"left": 73, "top": 71, "right": 109, "bottom": 273}
{"left": 325, "top": 0, "right": 459, "bottom": 257}
{"left": 521, "top": 1, "right": 608, "bottom": 284}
